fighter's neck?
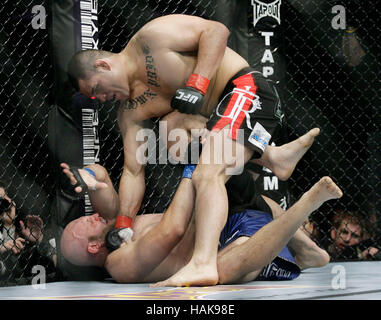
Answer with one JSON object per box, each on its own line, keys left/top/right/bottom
{"left": 119, "top": 42, "right": 142, "bottom": 85}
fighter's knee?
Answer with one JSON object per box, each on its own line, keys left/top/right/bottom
{"left": 172, "top": 222, "right": 187, "bottom": 240}
{"left": 161, "top": 216, "right": 187, "bottom": 242}
{"left": 169, "top": 214, "right": 188, "bottom": 239}
{"left": 191, "top": 166, "right": 224, "bottom": 189}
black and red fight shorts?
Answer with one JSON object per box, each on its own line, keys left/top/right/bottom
{"left": 206, "top": 67, "right": 284, "bottom": 159}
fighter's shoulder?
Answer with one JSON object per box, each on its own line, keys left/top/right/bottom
{"left": 134, "top": 16, "right": 171, "bottom": 41}
{"left": 138, "top": 14, "right": 200, "bottom": 32}
{"left": 134, "top": 14, "right": 207, "bottom": 43}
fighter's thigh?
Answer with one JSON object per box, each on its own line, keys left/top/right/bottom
{"left": 218, "top": 236, "right": 250, "bottom": 257}
{"left": 195, "top": 125, "right": 253, "bottom": 180}
{"left": 160, "top": 111, "right": 207, "bottom": 161}
{"left": 234, "top": 268, "right": 263, "bottom": 284}
{"left": 217, "top": 236, "right": 263, "bottom": 284}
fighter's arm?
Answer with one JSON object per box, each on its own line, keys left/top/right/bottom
{"left": 60, "top": 162, "right": 119, "bottom": 221}
{"left": 136, "top": 14, "right": 229, "bottom": 80}
{"left": 117, "top": 107, "right": 147, "bottom": 220}
{"left": 105, "top": 178, "right": 195, "bottom": 283}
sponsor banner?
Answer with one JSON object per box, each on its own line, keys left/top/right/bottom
{"left": 252, "top": 0, "right": 281, "bottom": 27}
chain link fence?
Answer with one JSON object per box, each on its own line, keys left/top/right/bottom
{"left": 282, "top": 0, "right": 380, "bottom": 261}
{"left": 0, "top": 0, "right": 379, "bottom": 286}
{"left": 0, "top": 0, "right": 57, "bottom": 285}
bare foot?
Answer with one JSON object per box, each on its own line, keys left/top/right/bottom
{"left": 150, "top": 261, "right": 218, "bottom": 287}
{"left": 307, "top": 176, "right": 343, "bottom": 212}
{"left": 254, "top": 128, "right": 320, "bottom": 181}
{"left": 285, "top": 176, "right": 341, "bottom": 270}
{"left": 60, "top": 163, "right": 108, "bottom": 193}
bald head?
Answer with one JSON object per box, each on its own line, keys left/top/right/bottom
{"left": 60, "top": 219, "right": 94, "bottom": 266}
{"left": 67, "top": 49, "right": 114, "bottom": 91}
{"left": 60, "top": 215, "right": 111, "bottom": 267}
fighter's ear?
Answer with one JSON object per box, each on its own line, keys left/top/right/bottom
{"left": 94, "top": 59, "right": 111, "bottom": 71}
{"left": 88, "top": 241, "right": 102, "bottom": 254}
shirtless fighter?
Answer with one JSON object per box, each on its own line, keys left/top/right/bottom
{"left": 60, "top": 162, "right": 340, "bottom": 285}
{"left": 67, "top": 14, "right": 321, "bottom": 286}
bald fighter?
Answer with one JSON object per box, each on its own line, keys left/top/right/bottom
{"left": 60, "top": 162, "right": 341, "bottom": 285}
{"left": 67, "top": 14, "right": 321, "bottom": 286}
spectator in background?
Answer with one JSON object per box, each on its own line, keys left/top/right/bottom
{"left": 0, "top": 185, "right": 28, "bottom": 255}
{"left": 0, "top": 183, "right": 56, "bottom": 280}
{"left": 328, "top": 210, "right": 379, "bottom": 261}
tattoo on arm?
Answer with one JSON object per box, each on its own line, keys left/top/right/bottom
{"left": 143, "top": 44, "right": 160, "bottom": 88}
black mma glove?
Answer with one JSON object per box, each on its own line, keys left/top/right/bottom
{"left": 171, "top": 73, "right": 210, "bottom": 114}
{"left": 105, "top": 216, "right": 134, "bottom": 252}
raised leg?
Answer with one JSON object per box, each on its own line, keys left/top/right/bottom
{"left": 264, "top": 194, "right": 330, "bottom": 270}
{"left": 217, "top": 177, "right": 342, "bottom": 284}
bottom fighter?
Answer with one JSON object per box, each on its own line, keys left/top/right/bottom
{"left": 60, "top": 158, "right": 342, "bottom": 285}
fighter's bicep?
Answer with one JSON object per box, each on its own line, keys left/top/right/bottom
{"left": 107, "top": 230, "right": 164, "bottom": 282}
{"left": 105, "top": 244, "right": 143, "bottom": 283}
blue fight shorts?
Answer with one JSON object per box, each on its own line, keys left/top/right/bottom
{"left": 219, "top": 210, "right": 301, "bottom": 281}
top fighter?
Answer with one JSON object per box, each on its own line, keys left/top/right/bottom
{"left": 67, "top": 14, "right": 320, "bottom": 286}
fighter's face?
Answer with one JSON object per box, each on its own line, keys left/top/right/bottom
{"left": 73, "top": 213, "right": 111, "bottom": 242}
{"left": 79, "top": 70, "right": 129, "bottom": 103}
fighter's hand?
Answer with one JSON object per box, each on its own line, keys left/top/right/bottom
{"left": 171, "top": 87, "right": 204, "bottom": 114}
{"left": 171, "top": 74, "right": 210, "bottom": 114}
{"left": 105, "top": 216, "right": 134, "bottom": 252}
{"left": 60, "top": 163, "right": 108, "bottom": 193}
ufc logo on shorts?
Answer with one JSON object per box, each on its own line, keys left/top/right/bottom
{"left": 175, "top": 91, "right": 199, "bottom": 104}
{"left": 216, "top": 86, "right": 262, "bottom": 139}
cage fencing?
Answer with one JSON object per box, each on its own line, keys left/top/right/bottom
{"left": 0, "top": 0, "right": 379, "bottom": 285}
